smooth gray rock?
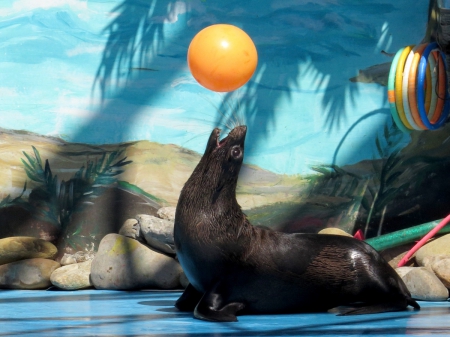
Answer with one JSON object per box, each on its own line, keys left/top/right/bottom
{"left": 50, "top": 260, "right": 93, "bottom": 290}
{"left": 137, "top": 214, "right": 175, "bottom": 255}
{"left": 0, "top": 258, "right": 60, "bottom": 289}
{"left": 119, "top": 218, "right": 143, "bottom": 241}
{"left": 428, "top": 257, "right": 450, "bottom": 288}
{"left": 91, "top": 234, "right": 182, "bottom": 290}
{"left": 157, "top": 207, "right": 176, "bottom": 222}
{"left": 415, "top": 234, "right": 450, "bottom": 266}
{"left": 396, "top": 266, "right": 449, "bottom": 301}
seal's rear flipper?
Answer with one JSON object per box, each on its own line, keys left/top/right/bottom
{"left": 407, "top": 297, "right": 421, "bottom": 310}
{"left": 336, "top": 301, "right": 419, "bottom": 316}
{"left": 175, "top": 283, "right": 203, "bottom": 312}
{"left": 193, "top": 286, "right": 245, "bottom": 322}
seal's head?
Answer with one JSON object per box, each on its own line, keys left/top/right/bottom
{"left": 191, "top": 125, "right": 247, "bottom": 195}
{"left": 175, "top": 125, "right": 248, "bottom": 249}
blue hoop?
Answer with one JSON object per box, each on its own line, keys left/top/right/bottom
{"left": 417, "top": 42, "right": 450, "bottom": 130}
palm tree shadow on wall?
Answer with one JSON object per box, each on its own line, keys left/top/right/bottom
{"left": 0, "top": 0, "right": 189, "bottom": 256}
{"left": 66, "top": 0, "right": 412, "bottom": 245}
{"left": 268, "top": 0, "right": 450, "bottom": 238}
{"left": 93, "top": 0, "right": 166, "bottom": 104}
{"left": 88, "top": 0, "right": 399, "bottom": 149}
{"left": 50, "top": 0, "right": 186, "bottom": 255}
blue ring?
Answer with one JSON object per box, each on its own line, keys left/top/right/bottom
{"left": 417, "top": 43, "right": 449, "bottom": 130}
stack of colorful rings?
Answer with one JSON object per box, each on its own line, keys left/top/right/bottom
{"left": 388, "top": 42, "right": 450, "bottom": 132}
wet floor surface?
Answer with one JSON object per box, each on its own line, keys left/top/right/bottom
{"left": 0, "top": 290, "right": 449, "bottom": 336}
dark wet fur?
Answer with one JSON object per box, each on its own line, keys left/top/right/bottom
{"left": 174, "top": 126, "right": 420, "bottom": 322}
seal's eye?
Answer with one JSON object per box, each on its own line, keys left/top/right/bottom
{"left": 231, "top": 146, "right": 242, "bottom": 159}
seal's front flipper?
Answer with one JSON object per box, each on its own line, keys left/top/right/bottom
{"left": 336, "top": 302, "right": 411, "bottom": 316}
{"left": 194, "top": 286, "right": 245, "bottom": 322}
{"left": 175, "top": 283, "right": 203, "bottom": 312}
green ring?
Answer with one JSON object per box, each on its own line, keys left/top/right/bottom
{"left": 388, "top": 47, "right": 411, "bottom": 133}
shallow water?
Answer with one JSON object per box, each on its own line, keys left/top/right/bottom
{"left": 0, "top": 289, "right": 448, "bottom": 336}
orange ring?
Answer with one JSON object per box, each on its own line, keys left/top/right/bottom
{"left": 407, "top": 43, "right": 427, "bottom": 129}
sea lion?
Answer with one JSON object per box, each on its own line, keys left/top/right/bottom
{"left": 174, "top": 125, "right": 420, "bottom": 322}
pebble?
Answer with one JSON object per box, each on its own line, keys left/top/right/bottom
{"left": 415, "top": 234, "right": 450, "bottom": 266}
{"left": 60, "top": 251, "right": 95, "bottom": 266}
{"left": 0, "top": 258, "right": 60, "bottom": 289}
{"left": 90, "top": 234, "right": 182, "bottom": 290}
{"left": 396, "top": 266, "right": 449, "bottom": 301}
{"left": 157, "top": 207, "right": 176, "bottom": 222}
{"left": 137, "top": 214, "right": 175, "bottom": 255}
{"left": 60, "top": 254, "right": 77, "bottom": 265}
{"left": 118, "top": 218, "right": 143, "bottom": 241}
{"left": 0, "top": 237, "right": 57, "bottom": 265}
{"left": 50, "top": 260, "right": 93, "bottom": 290}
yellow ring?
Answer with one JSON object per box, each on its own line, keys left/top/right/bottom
{"left": 401, "top": 47, "right": 422, "bottom": 130}
{"left": 395, "top": 45, "right": 414, "bottom": 129}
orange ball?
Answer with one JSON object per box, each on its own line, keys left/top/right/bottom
{"left": 187, "top": 24, "right": 258, "bottom": 92}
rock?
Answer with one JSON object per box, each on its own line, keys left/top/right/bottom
{"left": 396, "top": 267, "right": 449, "bottom": 301}
{"left": 415, "top": 234, "right": 450, "bottom": 266}
{"left": 91, "top": 234, "right": 182, "bottom": 290}
{"left": 433, "top": 260, "right": 450, "bottom": 288}
{"left": 0, "top": 258, "right": 60, "bottom": 289}
{"left": 60, "top": 251, "right": 96, "bottom": 266}
{"left": 119, "top": 218, "right": 142, "bottom": 241}
{"left": 73, "top": 251, "right": 95, "bottom": 263}
{"left": 137, "top": 214, "right": 175, "bottom": 255}
{"left": 0, "top": 237, "right": 57, "bottom": 266}
{"left": 54, "top": 186, "right": 160, "bottom": 261}
{"left": 157, "top": 207, "right": 176, "bottom": 222}
{"left": 395, "top": 266, "right": 415, "bottom": 279}
{"left": 50, "top": 260, "right": 93, "bottom": 290}
{"left": 60, "top": 254, "right": 77, "bottom": 266}
{"left": 317, "top": 228, "right": 352, "bottom": 237}
{"left": 380, "top": 243, "right": 416, "bottom": 269}
{"left": 427, "top": 257, "right": 450, "bottom": 288}
{"left": 419, "top": 254, "right": 448, "bottom": 268}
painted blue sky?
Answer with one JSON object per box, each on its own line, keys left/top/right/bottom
{"left": 0, "top": 0, "right": 428, "bottom": 174}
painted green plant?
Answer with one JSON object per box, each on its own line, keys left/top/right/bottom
{"left": 21, "top": 146, "right": 132, "bottom": 235}
{"left": 303, "top": 122, "right": 408, "bottom": 236}
{"left": 360, "top": 123, "right": 407, "bottom": 236}
{"left": 21, "top": 147, "right": 60, "bottom": 226}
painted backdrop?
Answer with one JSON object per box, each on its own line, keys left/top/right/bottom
{"left": 0, "top": 0, "right": 448, "bottom": 254}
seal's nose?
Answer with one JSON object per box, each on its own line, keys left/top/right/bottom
{"left": 237, "top": 125, "right": 247, "bottom": 134}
